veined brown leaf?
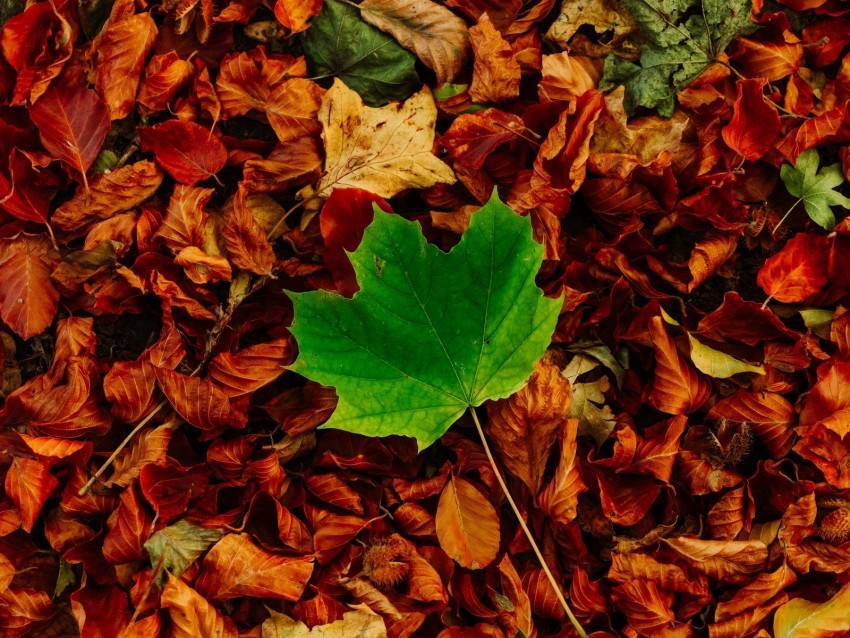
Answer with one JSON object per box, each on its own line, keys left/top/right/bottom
{"left": 435, "top": 475, "right": 500, "bottom": 570}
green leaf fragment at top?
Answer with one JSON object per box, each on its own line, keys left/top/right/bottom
{"left": 601, "top": 0, "right": 756, "bottom": 116}
{"left": 302, "top": 0, "right": 420, "bottom": 107}
{"left": 286, "top": 193, "right": 563, "bottom": 450}
{"left": 780, "top": 149, "right": 850, "bottom": 230}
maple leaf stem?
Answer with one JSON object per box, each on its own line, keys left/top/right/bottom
{"left": 77, "top": 399, "right": 169, "bottom": 496}
{"left": 771, "top": 197, "right": 804, "bottom": 237}
{"left": 468, "top": 406, "right": 588, "bottom": 638}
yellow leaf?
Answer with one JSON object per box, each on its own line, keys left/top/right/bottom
{"left": 774, "top": 581, "right": 850, "bottom": 638}
{"left": 687, "top": 333, "right": 765, "bottom": 379}
{"left": 262, "top": 607, "right": 387, "bottom": 638}
{"left": 316, "top": 80, "right": 456, "bottom": 199}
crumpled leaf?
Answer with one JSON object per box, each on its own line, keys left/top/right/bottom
{"left": 161, "top": 574, "right": 237, "bottom": 638}
{"left": 468, "top": 14, "right": 521, "bottom": 104}
{"left": 780, "top": 149, "right": 850, "bottom": 230}
{"left": 562, "top": 353, "right": 617, "bottom": 444}
{"left": 601, "top": 0, "right": 756, "bottom": 116}
{"left": 358, "top": 0, "right": 470, "bottom": 84}
{"left": 303, "top": 0, "right": 419, "bottom": 107}
{"left": 315, "top": 80, "right": 455, "bottom": 200}
{"left": 287, "top": 193, "right": 561, "bottom": 449}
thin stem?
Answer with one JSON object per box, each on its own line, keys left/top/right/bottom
{"left": 267, "top": 196, "right": 318, "bottom": 240}
{"left": 468, "top": 406, "right": 588, "bottom": 638}
{"left": 771, "top": 197, "right": 804, "bottom": 237}
{"left": 77, "top": 400, "right": 169, "bottom": 496}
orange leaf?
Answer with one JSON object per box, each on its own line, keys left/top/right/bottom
{"left": 0, "top": 587, "right": 55, "bottom": 636}
{"left": 721, "top": 79, "right": 782, "bottom": 161}
{"left": 137, "top": 52, "right": 194, "bottom": 113}
{"left": 709, "top": 390, "right": 796, "bottom": 459}
{"left": 195, "top": 533, "right": 314, "bottom": 602}
{"left": 662, "top": 537, "right": 768, "bottom": 580}
{"left": 0, "top": 235, "right": 59, "bottom": 339}
{"left": 207, "top": 337, "right": 291, "bottom": 397}
{"left": 539, "top": 419, "right": 586, "bottom": 525}
{"left": 274, "top": 0, "right": 322, "bottom": 32}
{"left": 757, "top": 233, "right": 829, "bottom": 304}
{"left": 610, "top": 579, "right": 692, "bottom": 637}
{"left": 103, "top": 484, "right": 154, "bottom": 564}
{"left": 265, "top": 78, "right": 325, "bottom": 143}
{"left": 161, "top": 574, "right": 237, "bottom": 638}
{"left": 435, "top": 475, "right": 500, "bottom": 569}
{"left": 5, "top": 457, "right": 58, "bottom": 532}
{"left": 468, "top": 14, "right": 521, "bottom": 103}
{"left": 648, "top": 316, "right": 711, "bottom": 415}
{"left": 486, "top": 356, "right": 569, "bottom": 493}
{"left": 90, "top": 0, "right": 157, "bottom": 120}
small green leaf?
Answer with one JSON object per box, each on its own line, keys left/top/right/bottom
{"left": 302, "top": 0, "right": 420, "bottom": 107}
{"left": 287, "top": 192, "right": 562, "bottom": 450}
{"left": 54, "top": 558, "right": 75, "bottom": 598}
{"left": 779, "top": 149, "right": 850, "bottom": 230}
{"left": 602, "top": 0, "right": 756, "bottom": 116}
{"left": 144, "top": 520, "right": 223, "bottom": 587}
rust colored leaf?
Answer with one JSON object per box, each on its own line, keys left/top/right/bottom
{"left": 648, "top": 316, "right": 711, "bottom": 415}
{"left": 662, "top": 537, "right": 769, "bottom": 580}
{"left": 154, "top": 367, "right": 246, "bottom": 435}
{"left": 195, "top": 533, "right": 314, "bottom": 601}
{"left": 538, "top": 419, "right": 586, "bottom": 524}
{"left": 140, "top": 120, "right": 227, "bottom": 185}
{"left": 28, "top": 73, "right": 110, "bottom": 188}
{"left": 274, "top": 0, "right": 322, "bottom": 33}
{"left": 0, "top": 235, "right": 59, "bottom": 339}
{"left": 485, "top": 356, "right": 569, "bottom": 493}
{"left": 442, "top": 109, "right": 527, "bottom": 170}
{"left": 5, "top": 457, "right": 58, "bottom": 533}
{"left": 757, "top": 233, "right": 830, "bottom": 304}
{"left": 721, "top": 79, "right": 782, "bottom": 161}
{"left": 435, "top": 475, "right": 500, "bottom": 569}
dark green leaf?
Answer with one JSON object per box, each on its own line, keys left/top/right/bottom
{"left": 302, "top": 0, "right": 420, "bottom": 107}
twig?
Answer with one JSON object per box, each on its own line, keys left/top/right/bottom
{"left": 468, "top": 406, "right": 588, "bottom": 638}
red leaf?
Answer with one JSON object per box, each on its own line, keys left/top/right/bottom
{"left": 721, "top": 78, "right": 782, "bottom": 161}
{"left": 139, "top": 120, "right": 227, "bottom": 185}
{"left": 28, "top": 73, "right": 110, "bottom": 187}
{"left": 320, "top": 188, "right": 393, "bottom": 296}
{"left": 757, "top": 233, "right": 830, "bottom": 303}
{"left": 442, "top": 108, "right": 527, "bottom": 169}
{"left": 195, "top": 533, "right": 314, "bottom": 601}
{"left": 103, "top": 484, "right": 154, "bottom": 564}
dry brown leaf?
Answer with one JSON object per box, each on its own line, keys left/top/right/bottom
{"left": 359, "top": 0, "right": 470, "bottom": 83}
{"left": 316, "top": 80, "right": 455, "bottom": 199}
{"left": 546, "top": 0, "right": 638, "bottom": 53}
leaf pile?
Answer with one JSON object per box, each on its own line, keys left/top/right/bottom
{"left": 0, "top": 0, "right": 849, "bottom": 636}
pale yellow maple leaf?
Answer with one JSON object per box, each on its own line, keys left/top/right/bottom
{"left": 262, "top": 607, "right": 387, "bottom": 638}
{"left": 316, "top": 79, "right": 456, "bottom": 199}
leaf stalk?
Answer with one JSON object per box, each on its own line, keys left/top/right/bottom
{"left": 468, "top": 406, "right": 588, "bottom": 638}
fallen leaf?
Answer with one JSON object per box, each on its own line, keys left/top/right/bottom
{"left": 468, "top": 14, "right": 521, "bottom": 103}
{"left": 139, "top": 120, "right": 227, "bottom": 185}
{"left": 757, "top": 233, "right": 830, "bottom": 304}
{"left": 435, "top": 475, "right": 500, "bottom": 569}
{"left": 262, "top": 607, "right": 387, "bottom": 638}
{"left": 358, "top": 0, "right": 470, "bottom": 83}
{"left": 315, "top": 80, "right": 455, "bottom": 200}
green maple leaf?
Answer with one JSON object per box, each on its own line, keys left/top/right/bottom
{"left": 286, "top": 193, "right": 562, "bottom": 450}
{"left": 302, "top": 0, "right": 420, "bottom": 107}
{"left": 780, "top": 149, "right": 850, "bottom": 230}
{"left": 601, "top": 0, "right": 756, "bottom": 116}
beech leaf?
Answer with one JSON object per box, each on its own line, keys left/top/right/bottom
{"left": 779, "top": 148, "right": 850, "bottom": 230}
{"left": 774, "top": 580, "right": 850, "bottom": 637}
{"left": 358, "top": 0, "right": 470, "bottom": 84}
{"left": 287, "top": 192, "right": 562, "bottom": 449}
{"left": 315, "top": 80, "right": 456, "bottom": 200}
{"left": 302, "top": 0, "right": 420, "bottom": 107}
